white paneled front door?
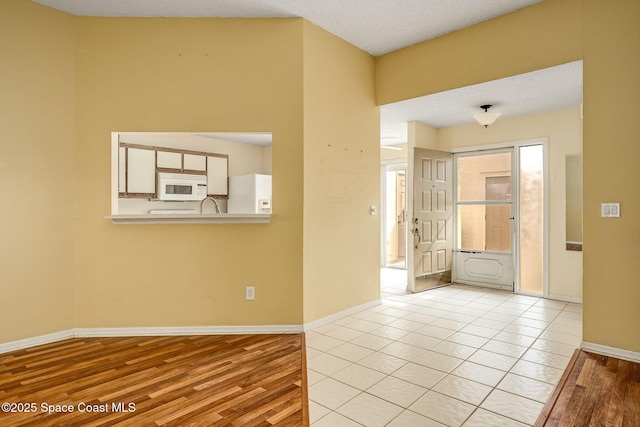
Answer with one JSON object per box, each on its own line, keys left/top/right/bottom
{"left": 411, "top": 148, "right": 453, "bottom": 292}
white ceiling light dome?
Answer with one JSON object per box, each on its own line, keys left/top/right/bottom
{"left": 473, "top": 104, "right": 502, "bottom": 127}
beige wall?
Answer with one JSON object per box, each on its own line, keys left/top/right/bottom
{"left": 409, "top": 122, "right": 438, "bottom": 150}
{"left": 4, "top": 0, "right": 638, "bottom": 353}
{"left": 0, "top": 0, "right": 76, "bottom": 342}
{"left": 582, "top": 0, "right": 640, "bottom": 351}
{"left": 375, "top": 0, "right": 583, "bottom": 106}
{"left": 72, "top": 17, "right": 305, "bottom": 328}
{"left": 302, "top": 21, "right": 380, "bottom": 323}
{"left": 378, "top": 0, "right": 640, "bottom": 351}
{"left": 1, "top": 1, "right": 380, "bottom": 343}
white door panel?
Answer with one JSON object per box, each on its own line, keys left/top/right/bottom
{"left": 412, "top": 148, "right": 453, "bottom": 292}
{"left": 454, "top": 251, "right": 514, "bottom": 291}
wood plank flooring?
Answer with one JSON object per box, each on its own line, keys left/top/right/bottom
{"left": 0, "top": 334, "right": 308, "bottom": 426}
{"left": 536, "top": 349, "right": 640, "bottom": 426}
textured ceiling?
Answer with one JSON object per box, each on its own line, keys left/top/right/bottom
{"left": 33, "top": 0, "right": 582, "bottom": 142}
{"left": 33, "top": 0, "right": 542, "bottom": 56}
{"left": 381, "top": 61, "right": 583, "bottom": 141}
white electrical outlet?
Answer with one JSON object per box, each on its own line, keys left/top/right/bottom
{"left": 245, "top": 286, "right": 255, "bottom": 301}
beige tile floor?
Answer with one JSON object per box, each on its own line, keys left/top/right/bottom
{"left": 306, "top": 270, "right": 582, "bottom": 426}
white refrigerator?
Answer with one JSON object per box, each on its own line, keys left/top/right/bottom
{"left": 227, "top": 174, "right": 272, "bottom": 214}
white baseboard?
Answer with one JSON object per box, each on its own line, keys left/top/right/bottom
{"left": 304, "top": 299, "right": 382, "bottom": 332}
{"left": 547, "top": 294, "right": 583, "bottom": 304}
{"left": 581, "top": 341, "right": 640, "bottom": 363}
{"left": 74, "top": 325, "right": 303, "bottom": 337}
{"left": 0, "top": 325, "right": 303, "bottom": 354}
{"left": 0, "top": 329, "right": 75, "bottom": 355}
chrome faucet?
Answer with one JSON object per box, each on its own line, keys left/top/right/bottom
{"left": 200, "top": 197, "right": 221, "bottom": 214}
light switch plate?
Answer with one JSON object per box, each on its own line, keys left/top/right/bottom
{"left": 601, "top": 202, "right": 620, "bottom": 217}
{"left": 370, "top": 205, "right": 377, "bottom": 216}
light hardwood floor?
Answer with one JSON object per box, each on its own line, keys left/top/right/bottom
{"left": 0, "top": 334, "right": 308, "bottom": 426}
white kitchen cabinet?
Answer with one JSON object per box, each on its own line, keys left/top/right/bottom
{"left": 157, "top": 151, "right": 181, "bottom": 169}
{"left": 184, "top": 154, "right": 206, "bottom": 171}
{"left": 118, "top": 147, "right": 126, "bottom": 193}
{"left": 127, "top": 148, "right": 156, "bottom": 194}
{"left": 207, "top": 156, "right": 228, "bottom": 195}
{"left": 118, "top": 144, "right": 228, "bottom": 198}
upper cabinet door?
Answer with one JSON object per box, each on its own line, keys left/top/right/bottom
{"left": 184, "top": 154, "right": 206, "bottom": 171}
{"left": 157, "top": 151, "right": 182, "bottom": 169}
{"left": 127, "top": 148, "right": 156, "bottom": 194}
{"left": 207, "top": 156, "right": 228, "bottom": 195}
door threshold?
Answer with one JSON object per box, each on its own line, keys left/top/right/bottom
{"left": 413, "top": 271, "right": 452, "bottom": 293}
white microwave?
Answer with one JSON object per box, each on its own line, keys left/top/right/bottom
{"left": 157, "top": 172, "right": 207, "bottom": 201}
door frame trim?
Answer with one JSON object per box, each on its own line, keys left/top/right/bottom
{"left": 380, "top": 160, "right": 408, "bottom": 270}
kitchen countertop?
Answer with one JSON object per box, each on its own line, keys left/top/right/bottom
{"left": 104, "top": 213, "right": 271, "bottom": 224}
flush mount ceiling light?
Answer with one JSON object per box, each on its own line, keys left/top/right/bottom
{"left": 474, "top": 104, "right": 501, "bottom": 128}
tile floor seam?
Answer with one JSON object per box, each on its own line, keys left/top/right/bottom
{"left": 468, "top": 369, "right": 548, "bottom": 425}
{"left": 324, "top": 388, "right": 418, "bottom": 426}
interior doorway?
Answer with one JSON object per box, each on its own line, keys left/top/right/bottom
{"left": 382, "top": 164, "right": 407, "bottom": 269}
